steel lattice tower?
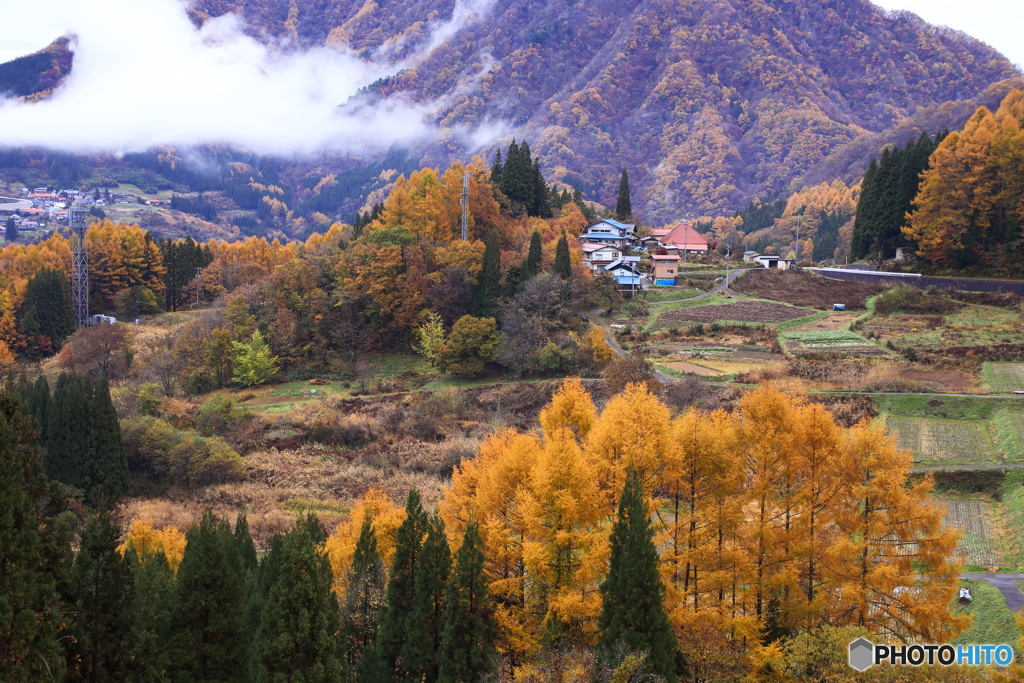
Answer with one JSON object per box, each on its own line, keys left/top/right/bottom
{"left": 69, "top": 203, "right": 90, "bottom": 328}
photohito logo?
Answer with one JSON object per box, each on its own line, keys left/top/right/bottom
{"left": 848, "top": 638, "right": 1014, "bottom": 670}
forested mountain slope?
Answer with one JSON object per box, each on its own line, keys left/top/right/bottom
{"left": 188, "top": 0, "right": 1019, "bottom": 221}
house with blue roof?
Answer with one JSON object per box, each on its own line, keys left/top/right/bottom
{"left": 580, "top": 218, "right": 638, "bottom": 246}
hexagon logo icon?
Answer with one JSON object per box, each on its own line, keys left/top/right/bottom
{"left": 849, "top": 637, "right": 874, "bottom": 671}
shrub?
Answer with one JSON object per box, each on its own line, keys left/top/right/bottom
{"left": 120, "top": 414, "right": 246, "bottom": 488}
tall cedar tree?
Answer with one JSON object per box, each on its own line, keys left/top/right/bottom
{"left": 400, "top": 514, "right": 452, "bottom": 683}
{"left": 235, "top": 510, "right": 258, "bottom": 572}
{"left": 125, "top": 548, "right": 177, "bottom": 683}
{"left": 160, "top": 236, "right": 213, "bottom": 311}
{"left": 438, "top": 521, "right": 494, "bottom": 683}
{"left": 63, "top": 512, "right": 134, "bottom": 683}
{"left": 473, "top": 231, "right": 501, "bottom": 317}
{"left": 90, "top": 375, "right": 130, "bottom": 503}
{"left": 20, "top": 267, "right": 76, "bottom": 352}
{"left": 174, "top": 509, "right": 246, "bottom": 683}
{"left": 553, "top": 232, "right": 572, "bottom": 280}
{"left": 45, "top": 373, "right": 93, "bottom": 491}
{"left": 5, "top": 216, "right": 17, "bottom": 241}
{"left": 522, "top": 230, "right": 543, "bottom": 282}
{"left": 490, "top": 149, "right": 503, "bottom": 187}
{"left": 851, "top": 132, "right": 943, "bottom": 259}
{"left": 255, "top": 523, "right": 342, "bottom": 683}
{"left": 616, "top": 169, "right": 632, "bottom": 221}
{"left": 45, "top": 373, "right": 129, "bottom": 504}
{"left": 598, "top": 469, "right": 677, "bottom": 683}
{"left": 0, "top": 391, "right": 68, "bottom": 682}
{"left": 343, "top": 518, "right": 385, "bottom": 681}
{"left": 368, "top": 489, "right": 428, "bottom": 682}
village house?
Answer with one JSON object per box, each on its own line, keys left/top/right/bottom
{"left": 579, "top": 218, "right": 637, "bottom": 246}
{"left": 581, "top": 243, "right": 624, "bottom": 272}
{"left": 658, "top": 222, "right": 709, "bottom": 254}
{"left": 650, "top": 254, "right": 681, "bottom": 285}
{"left": 603, "top": 259, "right": 643, "bottom": 293}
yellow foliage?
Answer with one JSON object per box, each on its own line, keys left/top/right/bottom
{"left": 324, "top": 489, "right": 405, "bottom": 600}
{"left": 118, "top": 519, "right": 187, "bottom": 573}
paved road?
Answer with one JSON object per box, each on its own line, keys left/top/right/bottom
{"left": 961, "top": 573, "right": 1024, "bottom": 612}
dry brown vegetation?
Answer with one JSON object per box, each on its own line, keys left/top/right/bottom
{"left": 732, "top": 269, "right": 884, "bottom": 310}
{"left": 659, "top": 301, "right": 811, "bottom": 324}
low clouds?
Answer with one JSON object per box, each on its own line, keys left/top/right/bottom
{"left": 0, "top": 0, "right": 496, "bottom": 155}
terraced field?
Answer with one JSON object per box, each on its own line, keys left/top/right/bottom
{"left": 983, "top": 363, "right": 1024, "bottom": 393}
{"left": 936, "top": 498, "right": 1004, "bottom": 567}
{"left": 887, "top": 417, "right": 993, "bottom": 463}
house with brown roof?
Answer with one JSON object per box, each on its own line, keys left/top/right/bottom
{"left": 659, "top": 223, "right": 709, "bottom": 254}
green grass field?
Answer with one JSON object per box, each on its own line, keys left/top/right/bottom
{"left": 952, "top": 580, "right": 1021, "bottom": 657}
{"left": 886, "top": 417, "right": 993, "bottom": 463}
{"left": 877, "top": 394, "right": 1024, "bottom": 420}
{"left": 983, "top": 363, "right": 1024, "bottom": 393}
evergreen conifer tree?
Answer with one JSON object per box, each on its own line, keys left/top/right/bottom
{"left": 45, "top": 373, "right": 93, "bottom": 493}
{"left": 63, "top": 512, "right": 134, "bottom": 682}
{"left": 5, "top": 216, "right": 17, "bottom": 242}
{"left": 473, "top": 231, "right": 501, "bottom": 317}
{"left": 20, "top": 268, "right": 76, "bottom": 351}
{"left": 0, "top": 391, "right": 68, "bottom": 682}
{"left": 615, "top": 169, "right": 632, "bottom": 220}
{"left": 255, "top": 523, "right": 341, "bottom": 683}
{"left": 532, "top": 158, "right": 551, "bottom": 218}
{"left": 126, "top": 548, "right": 177, "bottom": 683}
{"left": 174, "top": 509, "right": 246, "bottom": 683}
{"left": 400, "top": 514, "right": 451, "bottom": 683}
{"left": 521, "top": 230, "right": 543, "bottom": 282}
{"left": 553, "top": 232, "right": 572, "bottom": 280}
{"left": 597, "top": 469, "right": 676, "bottom": 683}
{"left": 344, "top": 518, "right": 385, "bottom": 682}
{"left": 88, "top": 375, "right": 130, "bottom": 504}
{"left": 29, "top": 375, "right": 49, "bottom": 440}
{"left": 438, "top": 521, "right": 494, "bottom": 683}
{"left": 490, "top": 149, "right": 503, "bottom": 188}
{"left": 370, "top": 489, "right": 428, "bottom": 682}
{"left": 234, "top": 510, "right": 258, "bottom": 573}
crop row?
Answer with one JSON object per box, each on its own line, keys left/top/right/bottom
{"left": 887, "top": 417, "right": 992, "bottom": 463}
{"left": 782, "top": 330, "right": 866, "bottom": 342}
{"left": 983, "top": 362, "right": 1024, "bottom": 393}
{"left": 936, "top": 497, "right": 1003, "bottom": 567}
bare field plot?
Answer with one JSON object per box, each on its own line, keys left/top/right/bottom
{"left": 886, "top": 417, "right": 993, "bottom": 463}
{"left": 982, "top": 363, "right": 1024, "bottom": 393}
{"left": 936, "top": 498, "right": 1003, "bottom": 567}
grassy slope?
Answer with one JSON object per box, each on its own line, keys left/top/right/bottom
{"left": 952, "top": 579, "right": 1021, "bottom": 657}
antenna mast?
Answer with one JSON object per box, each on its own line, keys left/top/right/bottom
{"left": 460, "top": 172, "right": 470, "bottom": 240}
{"left": 69, "top": 202, "right": 90, "bottom": 328}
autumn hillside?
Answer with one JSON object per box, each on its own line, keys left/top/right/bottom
{"left": 188, "top": 0, "right": 1021, "bottom": 219}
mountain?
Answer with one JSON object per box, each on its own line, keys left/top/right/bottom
{"left": 185, "top": 0, "right": 1020, "bottom": 222}
{"left": 1, "top": 0, "right": 1019, "bottom": 225}
{"left": 0, "top": 37, "right": 73, "bottom": 102}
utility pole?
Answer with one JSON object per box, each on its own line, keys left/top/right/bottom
{"left": 195, "top": 267, "right": 202, "bottom": 307}
{"left": 460, "top": 172, "right": 469, "bottom": 241}
{"left": 795, "top": 214, "right": 801, "bottom": 266}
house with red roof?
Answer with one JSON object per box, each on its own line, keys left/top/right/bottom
{"left": 659, "top": 222, "right": 709, "bottom": 254}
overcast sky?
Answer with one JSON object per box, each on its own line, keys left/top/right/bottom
{"left": 873, "top": 0, "right": 1024, "bottom": 68}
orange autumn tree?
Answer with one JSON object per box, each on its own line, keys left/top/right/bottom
{"left": 118, "top": 519, "right": 187, "bottom": 572}
{"left": 430, "top": 379, "right": 965, "bottom": 669}
{"left": 324, "top": 488, "right": 406, "bottom": 602}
